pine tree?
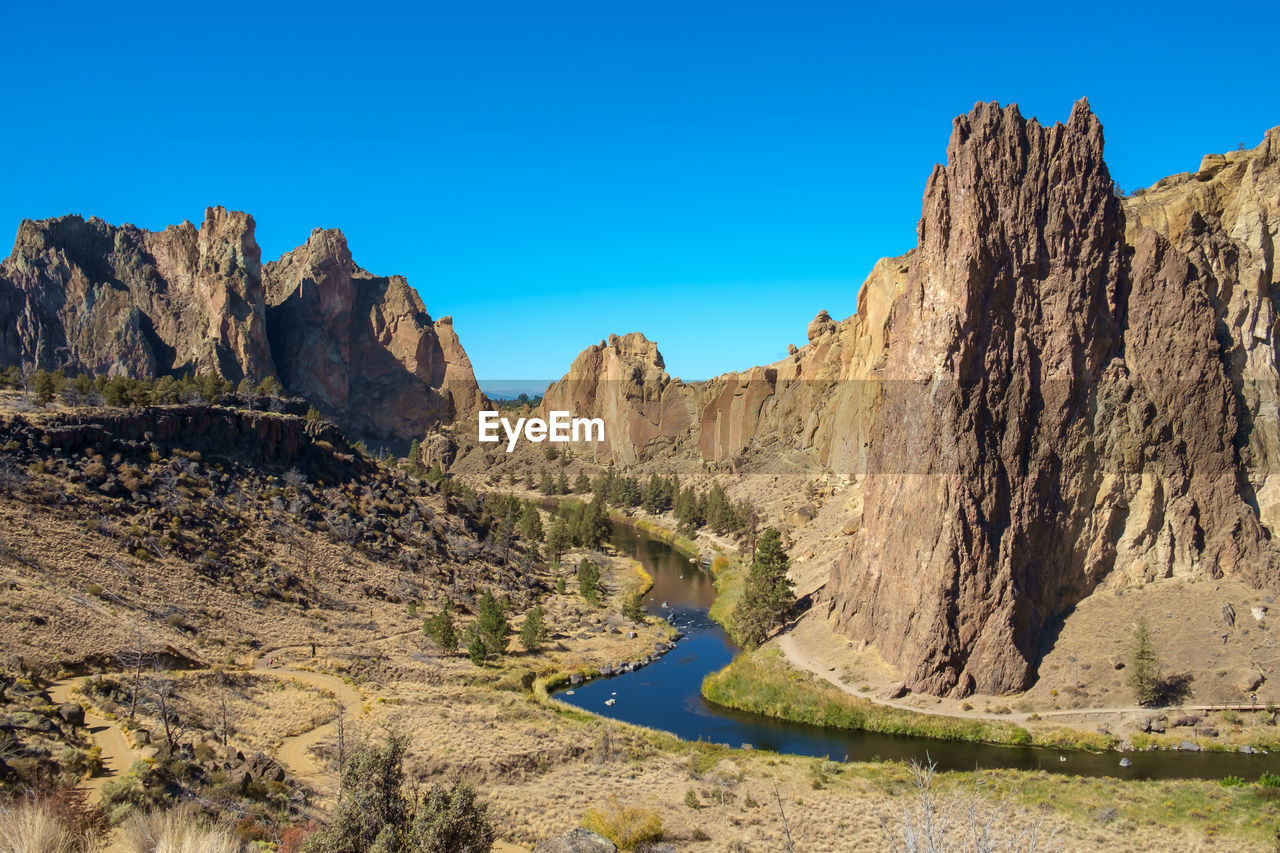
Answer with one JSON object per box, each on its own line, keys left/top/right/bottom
{"left": 254, "top": 375, "right": 284, "bottom": 397}
{"left": 423, "top": 601, "right": 457, "bottom": 652}
{"left": 406, "top": 438, "right": 425, "bottom": 476}
{"left": 577, "top": 558, "right": 602, "bottom": 605}
{"left": 475, "top": 590, "right": 509, "bottom": 658}
{"left": 1126, "top": 617, "right": 1160, "bottom": 705}
{"left": 546, "top": 516, "right": 571, "bottom": 562}
{"left": 731, "top": 527, "right": 795, "bottom": 647}
{"left": 519, "top": 605, "right": 548, "bottom": 652}
{"left": 518, "top": 502, "right": 544, "bottom": 542}
{"left": 576, "top": 494, "right": 612, "bottom": 549}
{"left": 466, "top": 628, "right": 488, "bottom": 666}
{"left": 32, "top": 369, "right": 56, "bottom": 404}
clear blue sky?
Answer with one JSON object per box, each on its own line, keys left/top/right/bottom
{"left": 3, "top": 2, "right": 1277, "bottom": 382}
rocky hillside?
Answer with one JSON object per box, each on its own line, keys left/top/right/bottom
{"left": 0, "top": 394, "right": 543, "bottom": 670}
{"left": 482, "top": 101, "right": 1280, "bottom": 698}
{"left": 0, "top": 208, "right": 483, "bottom": 444}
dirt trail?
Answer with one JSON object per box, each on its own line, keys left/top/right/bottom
{"left": 53, "top": 640, "right": 532, "bottom": 851}
{"left": 48, "top": 680, "right": 144, "bottom": 803}
{"left": 778, "top": 631, "right": 1266, "bottom": 724}
{"left": 249, "top": 654, "right": 364, "bottom": 786}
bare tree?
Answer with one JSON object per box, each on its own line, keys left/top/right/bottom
{"left": 142, "top": 668, "right": 190, "bottom": 752}
{"left": 218, "top": 694, "right": 231, "bottom": 747}
{"left": 116, "top": 627, "right": 154, "bottom": 723}
{"left": 878, "top": 759, "right": 1059, "bottom": 853}
{"left": 772, "top": 780, "right": 795, "bottom": 853}
{"left": 335, "top": 702, "right": 347, "bottom": 804}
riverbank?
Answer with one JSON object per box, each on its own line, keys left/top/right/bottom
{"left": 772, "top": 606, "right": 1280, "bottom": 755}
{"left": 667, "top": 515, "right": 1280, "bottom": 756}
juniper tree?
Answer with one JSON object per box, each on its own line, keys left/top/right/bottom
{"left": 423, "top": 602, "right": 457, "bottom": 653}
{"left": 519, "top": 605, "right": 548, "bottom": 652}
{"left": 304, "top": 734, "right": 494, "bottom": 853}
{"left": 517, "top": 503, "right": 544, "bottom": 542}
{"left": 577, "top": 558, "right": 602, "bottom": 605}
{"left": 1127, "top": 617, "right": 1160, "bottom": 705}
{"left": 731, "top": 527, "right": 795, "bottom": 647}
{"left": 474, "top": 590, "right": 509, "bottom": 659}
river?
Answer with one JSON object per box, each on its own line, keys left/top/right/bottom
{"left": 553, "top": 523, "right": 1280, "bottom": 780}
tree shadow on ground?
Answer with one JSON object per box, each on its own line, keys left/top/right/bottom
{"left": 1155, "top": 672, "right": 1195, "bottom": 706}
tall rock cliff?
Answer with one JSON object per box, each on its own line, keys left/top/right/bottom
{"left": 539, "top": 332, "right": 698, "bottom": 466}
{"left": 0, "top": 208, "right": 482, "bottom": 444}
{"left": 525, "top": 103, "right": 1280, "bottom": 696}
{"left": 829, "top": 100, "right": 1279, "bottom": 696}
{"left": 0, "top": 207, "right": 274, "bottom": 382}
{"left": 263, "top": 228, "right": 483, "bottom": 441}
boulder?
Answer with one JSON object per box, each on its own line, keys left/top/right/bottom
{"left": 807, "top": 310, "right": 837, "bottom": 342}
{"left": 532, "top": 828, "right": 617, "bottom": 853}
{"left": 879, "top": 682, "right": 908, "bottom": 700}
{"left": 57, "top": 703, "right": 85, "bottom": 727}
{"left": 1239, "top": 673, "right": 1266, "bottom": 693}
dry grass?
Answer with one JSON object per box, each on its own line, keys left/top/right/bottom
{"left": 122, "top": 806, "right": 241, "bottom": 853}
{"left": 0, "top": 798, "right": 96, "bottom": 853}
{"left": 174, "top": 671, "right": 334, "bottom": 750}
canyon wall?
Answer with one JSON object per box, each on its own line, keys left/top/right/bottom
{"left": 524, "top": 102, "right": 1280, "bottom": 696}
{"left": 0, "top": 208, "right": 482, "bottom": 443}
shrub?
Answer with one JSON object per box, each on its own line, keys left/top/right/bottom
{"left": 1221, "top": 775, "right": 1247, "bottom": 787}
{"left": 1259, "top": 771, "right": 1280, "bottom": 787}
{"left": 303, "top": 734, "right": 493, "bottom": 853}
{"left": 581, "top": 800, "right": 663, "bottom": 850}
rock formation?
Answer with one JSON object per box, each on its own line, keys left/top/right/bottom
{"left": 0, "top": 207, "right": 273, "bottom": 382}
{"left": 830, "top": 100, "right": 1279, "bottom": 696}
{"left": 521, "top": 102, "right": 1280, "bottom": 696}
{"left": 263, "top": 228, "right": 484, "bottom": 441}
{"left": 538, "top": 332, "right": 698, "bottom": 465}
{"left": 0, "top": 208, "right": 482, "bottom": 444}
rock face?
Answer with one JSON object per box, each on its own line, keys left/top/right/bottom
{"left": 523, "top": 102, "right": 1280, "bottom": 696}
{"left": 0, "top": 207, "right": 273, "bottom": 382}
{"left": 263, "top": 228, "right": 483, "bottom": 441}
{"left": 0, "top": 208, "right": 482, "bottom": 444}
{"left": 539, "top": 332, "right": 698, "bottom": 465}
{"left": 830, "top": 100, "right": 1280, "bottom": 696}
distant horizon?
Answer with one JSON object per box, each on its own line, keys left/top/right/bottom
{"left": 4, "top": 2, "right": 1277, "bottom": 380}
